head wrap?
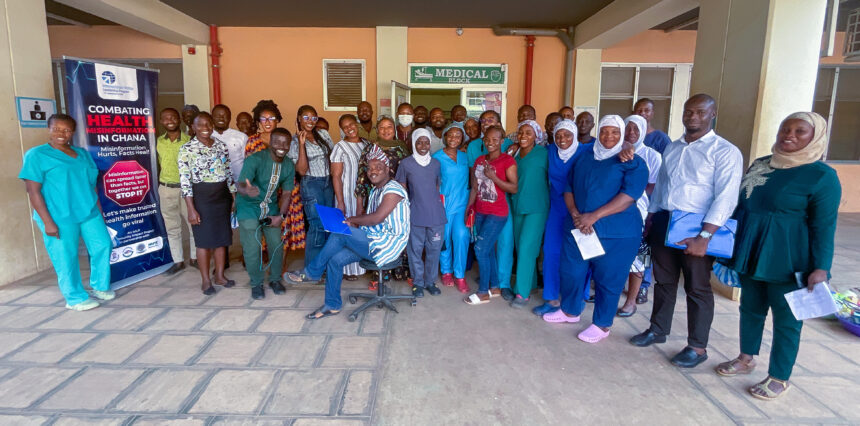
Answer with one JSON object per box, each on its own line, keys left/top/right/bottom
{"left": 553, "top": 119, "right": 579, "bottom": 163}
{"left": 771, "top": 112, "right": 828, "bottom": 169}
{"left": 516, "top": 120, "right": 544, "bottom": 145}
{"left": 443, "top": 122, "right": 465, "bottom": 145}
{"left": 624, "top": 115, "right": 648, "bottom": 152}
{"left": 410, "top": 128, "right": 433, "bottom": 167}
{"left": 366, "top": 144, "right": 390, "bottom": 168}
{"left": 594, "top": 115, "right": 625, "bottom": 161}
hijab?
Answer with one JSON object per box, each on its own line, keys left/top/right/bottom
{"left": 624, "top": 115, "right": 648, "bottom": 152}
{"left": 770, "top": 111, "right": 828, "bottom": 169}
{"left": 553, "top": 119, "right": 579, "bottom": 163}
{"left": 516, "top": 119, "right": 544, "bottom": 144}
{"left": 411, "top": 128, "right": 433, "bottom": 167}
{"left": 593, "top": 115, "right": 625, "bottom": 161}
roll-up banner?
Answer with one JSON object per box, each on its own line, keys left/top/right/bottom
{"left": 63, "top": 57, "right": 172, "bottom": 289}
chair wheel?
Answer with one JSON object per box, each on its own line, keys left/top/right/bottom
{"left": 377, "top": 303, "right": 384, "bottom": 309}
{"left": 348, "top": 314, "right": 357, "bottom": 322}
{"left": 411, "top": 299, "right": 417, "bottom": 306}
{"left": 348, "top": 296, "right": 357, "bottom": 304}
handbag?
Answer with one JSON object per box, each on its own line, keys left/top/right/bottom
{"left": 664, "top": 210, "right": 737, "bottom": 259}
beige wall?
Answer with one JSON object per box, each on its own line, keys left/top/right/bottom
{"left": 48, "top": 25, "right": 180, "bottom": 59}
{"left": 2, "top": 0, "right": 55, "bottom": 284}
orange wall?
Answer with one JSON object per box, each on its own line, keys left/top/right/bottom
{"left": 48, "top": 25, "right": 180, "bottom": 59}
{"left": 217, "top": 27, "right": 377, "bottom": 133}
{"left": 832, "top": 164, "right": 860, "bottom": 212}
{"left": 602, "top": 30, "right": 696, "bottom": 63}
{"left": 408, "top": 28, "right": 566, "bottom": 131}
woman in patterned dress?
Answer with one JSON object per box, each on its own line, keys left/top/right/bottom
{"left": 331, "top": 114, "right": 368, "bottom": 280}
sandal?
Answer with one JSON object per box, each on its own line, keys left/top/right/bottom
{"left": 616, "top": 306, "right": 637, "bottom": 318}
{"left": 715, "top": 358, "right": 756, "bottom": 377}
{"left": 464, "top": 293, "right": 489, "bottom": 305}
{"left": 306, "top": 306, "right": 341, "bottom": 320}
{"left": 284, "top": 270, "right": 319, "bottom": 285}
{"left": 368, "top": 280, "right": 379, "bottom": 291}
{"left": 749, "top": 377, "right": 790, "bottom": 400}
{"left": 213, "top": 279, "right": 236, "bottom": 288}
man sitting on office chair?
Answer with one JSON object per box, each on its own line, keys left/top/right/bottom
{"left": 285, "top": 145, "right": 410, "bottom": 319}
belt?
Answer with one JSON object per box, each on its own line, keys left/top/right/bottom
{"left": 159, "top": 182, "right": 181, "bottom": 188}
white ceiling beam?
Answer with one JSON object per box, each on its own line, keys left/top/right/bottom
{"left": 574, "top": 0, "right": 698, "bottom": 49}
{"left": 55, "top": 0, "right": 208, "bottom": 44}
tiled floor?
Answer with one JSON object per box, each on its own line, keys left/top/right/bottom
{"left": 0, "top": 215, "right": 858, "bottom": 425}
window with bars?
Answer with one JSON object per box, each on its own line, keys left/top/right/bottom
{"left": 814, "top": 66, "right": 860, "bottom": 162}
{"left": 323, "top": 59, "right": 365, "bottom": 111}
{"left": 599, "top": 65, "right": 675, "bottom": 132}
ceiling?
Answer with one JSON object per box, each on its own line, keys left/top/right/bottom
{"left": 45, "top": 0, "right": 114, "bottom": 25}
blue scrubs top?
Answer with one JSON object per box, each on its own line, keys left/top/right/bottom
{"left": 548, "top": 143, "right": 592, "bottom": 213}
{"left": 19, "top": 144, "right": 100, "bottom": 225}
{"left": 581, "top": 136, "right": 597, "bottom": 144}
{"left": 433, "top": 149, "right": 470, "bottom": 214}
{"left": 564, "top": 150, "right": 648, "bottom": 239}
{"left": 466, "top": 136, "right": 514, "bottom": 167}
{"left": 644, "top": 130, "right": 672, "bottom": 154}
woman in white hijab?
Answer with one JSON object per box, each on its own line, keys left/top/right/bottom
{"left": 544, "top": 115, "right": 649, "bottom": 344}
{"left": 716, "top": 111, "right": 841, "bottom": 400}
{"left": 617, "top": 114, "right": 663, "bottom": 317}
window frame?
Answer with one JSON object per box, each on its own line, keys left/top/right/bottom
{"left": 322, "top": 59, "right": 366, "bottom": 111}
{"left": 816, "top": 64, "right": 860, "bottom": 163}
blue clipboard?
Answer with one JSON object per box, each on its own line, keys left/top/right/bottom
{"left": 665, "top": 210, "right": 736, "bottom": 258}
{"left": 316, "top": 204, "right": 352, "bottom": 235}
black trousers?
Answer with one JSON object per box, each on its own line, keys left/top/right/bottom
{"left": 647, "top": 210, "right": 716, "bottom": 348}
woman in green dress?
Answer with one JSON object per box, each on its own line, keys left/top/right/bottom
{"left": 715, "top": 111, "right": 841, "bottom": 400}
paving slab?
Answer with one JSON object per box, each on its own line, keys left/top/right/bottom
{"left": 39, "top": 367, "right": 145, "bottom": 410}
{"left": 196, "top": 335, "right": 267, "bottom": 366}
{"left": 188, "top": 369, "right": 277, "bottom": 414}
{"left": 130, "top": 334, "right": 211, "bottom": 365}
{"left": 199, "top": 309, "right": 263, "bottom": 332}
{"left": 91, "top": 308, "right": 165, "bottom": 331}
{"left": 69, "top": 333, "right": 153, "bottom": 364}
{"left": 0, "top": 306, "right": 64, "bottom": 328}
{"left": 0, "top": 331, "right": 42, "bottom": 358}
{"left": 10, "top": 286, "right": 65, "bottom": 305}
{"left": 320, "top": 337, "right": 381, "bottom": 368}
{"left": 264, "top": 370, "right": 343, "bottom": 415}
{"left": 0, "top": 414, "right": 51, "bottom": 425}
{"left": 339, "top": 370, "right": 373, "bottom": 416}
{"left": 52, "top": 416, "right": 129, "bottom": 425}
{"left": 254, "top": 310, "right": 307, "bottom": 333}
{"left": 108, "top": 287, "right": 172, "bottom": 306}
{"left": 256, "top": 336, "right": 326, "bottom": 368}
{"left": 143, "top": 308, "right": 215, "bottom": 331}
{"left": 0, "top": 367, "right": 80, "bottom": 408}
{"left": 7, "top": 332, "right": 98, "bottom": 363}
{"left": 37, "top": 308, "right": 113, "bottom": 330}
{"left": 113, "top": 369, "right": 209, "bottom": 412}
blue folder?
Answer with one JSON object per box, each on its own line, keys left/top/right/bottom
{"left": 316, "top": 204, "right": 352, "bottom": 235}
{"left": 664, "top": 210, "right": 736, "bottom": 259}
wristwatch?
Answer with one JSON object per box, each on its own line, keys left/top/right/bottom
{"left": 698, "top": 230, "right": 713, "bottom": 239}
{"left": 281, "top": 213, "right": 288, "bottom": 220}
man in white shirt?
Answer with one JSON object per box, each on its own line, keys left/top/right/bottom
{"left": 629, "top": 94, "right": 743, "bottom": 369}
{"left": 212, "top": 104, "right": 249, "bottom": 183}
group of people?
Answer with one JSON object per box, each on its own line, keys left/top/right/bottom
{"left": 21, "top": 91, "right": 840, "bottom": 401}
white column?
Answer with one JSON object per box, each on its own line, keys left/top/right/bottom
{"left": 375, "top": 26, "right": 408, "bottom": 118}
{"left": 182, "top": 44, "right": 211, "bottom": 110}
{"left": 0, "top": 0, "right": 55, "bottom": 284}
{"left": 691, "top": 0, "right": 827, "bottom": 162}
{"left": 572, "top": 49, "right": 602, "bottom": 135}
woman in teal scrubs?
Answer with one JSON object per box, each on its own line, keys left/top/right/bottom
{"left": 509, "top": 120, "right": 549, "bottom": 307}
{"left": 19, "top": 114, "right": 115, "bottom": 311}
{"left": 433, "top": 123, "right": 471, "bottom": 292}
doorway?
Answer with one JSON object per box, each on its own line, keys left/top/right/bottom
{"left": 411, "top": 89, "right": 461, "bottom": 120}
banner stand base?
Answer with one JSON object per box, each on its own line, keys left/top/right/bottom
{"left": 110, "top": 262, "right": 172, "bottom": 291}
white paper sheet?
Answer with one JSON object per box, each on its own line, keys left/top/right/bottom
{"left": 571, "top": 229, "right": 605, "bottom": 260}
{"left": 784, "top": 282, "right": 838, "bottom": 321}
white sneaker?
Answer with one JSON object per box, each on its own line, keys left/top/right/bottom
{"left": 66, "top": 299, "right": 100, "bottom": 311}
{"left": 90, "top": 289, "right": 116, "bottom": 301}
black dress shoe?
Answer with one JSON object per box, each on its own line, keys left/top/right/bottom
{"left": 426, "top": 284, "right": 441, "bottom": 296}
{"left": 251, "top": 286, "right": 265, "bottom": 300}
{"left": 629, "top": 329, "right": 667, "bottom": 347}
{"left": 270, "top": 281, "right": 286, "bottom": 295}
{"left": 164, "top": 262, "right": 184, "bottom": 276}
{"left": 671, "top": 347, "right": 708, "bottom": 368}
{"left": 636, "top": 287, "right": 648, "bottom": 304}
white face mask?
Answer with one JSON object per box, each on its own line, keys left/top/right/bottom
{"left": 397, "top": 114, "right": 414, "bottom": 127}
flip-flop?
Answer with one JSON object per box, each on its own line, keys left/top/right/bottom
{"left": 306, "top": 306, "right": 340, "bottom": 320}
{"left": 213, "top": 279, "right": 236, "bottom": 288}
{"left": 284, "top": 270, "right": 319, "bottom": 285}
{"left": 464, "top": 293, "right": 489, "bottom": 305}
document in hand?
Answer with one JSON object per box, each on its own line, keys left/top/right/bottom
{"left": 316, "top": 204, "right": 352, "bottom": 235}
{"left": 571, "top": 229, "right": 605, "bottom": 260}
{"left": 665, "top": 210, "right": 737, "bottom": 258}
{"left": 784, "top": 282, "right": 838, "bottom": 321}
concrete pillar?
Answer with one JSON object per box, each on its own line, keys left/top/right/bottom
{"left": 375, "top": 26, "right": 408, "bottom": 118}
{"left": 0, "top": 0, "right": 54, "bottom": 284}
{"left": 181, "top": 44, "right": 211, "bottom": 110}
{"left": 572, "top": 49, "right": 602, "bottom": 135}
{"left": 690, "top": 0, "right": 827, "bottom": 162}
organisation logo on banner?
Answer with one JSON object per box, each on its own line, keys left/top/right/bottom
{"left": 64, "top": 57, "right": 171, "bottom": 289}
{"left": 94, "top": 63, "right": 139, "bottom": 101}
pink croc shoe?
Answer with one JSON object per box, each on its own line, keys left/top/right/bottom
{"left": 441, "top": 273, "right": 455, "bottom": 287}
{"left": 577, "top": 324, "right": 611, "bottom": 343}
{"left": 542, "top": 310, "right": 580, "bottom": 324}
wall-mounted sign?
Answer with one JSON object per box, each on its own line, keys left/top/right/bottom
{"left": 16, "top": 97, "right": 56, "bottom": 128}
{"left": 409, "top": 64, "right": 506, "bottom": 85}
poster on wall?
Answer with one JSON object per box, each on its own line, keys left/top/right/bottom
{"left": 63, "top": 57, "right": 172, "bottom": 289}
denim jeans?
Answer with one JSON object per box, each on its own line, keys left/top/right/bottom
{"left": 473, "top": 213, "right": 508, "bottom": 294}
{"left": 304, "top": 227, "right": 374, "bottom": 310}
{"left": 301, "top": 175, "right": 334, "bottom": 265}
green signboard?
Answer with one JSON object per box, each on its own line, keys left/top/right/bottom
{"left": 409, "top": 65, "right": 505, "bottom": 85}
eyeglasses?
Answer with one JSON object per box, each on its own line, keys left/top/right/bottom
{"left": 301, "top": 115, "right": 319, "bottom": 123}
{"left": 259, "top": 117, "right": 278, "bottom": 123}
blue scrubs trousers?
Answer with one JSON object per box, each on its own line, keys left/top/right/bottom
{"left": 541, "top": 207, "right": 566, "bottom": 301}
{"left": 440, "top": 208, "right": 469, "bottom": 279}
{"left": 496, "top": 211, "right": 514, "bottom": 289}
{"left": 559, "top": 234, "right": 640, "bottom": 328}
{"left": 36, "top": 213, "right": 111, "bottom": 306}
